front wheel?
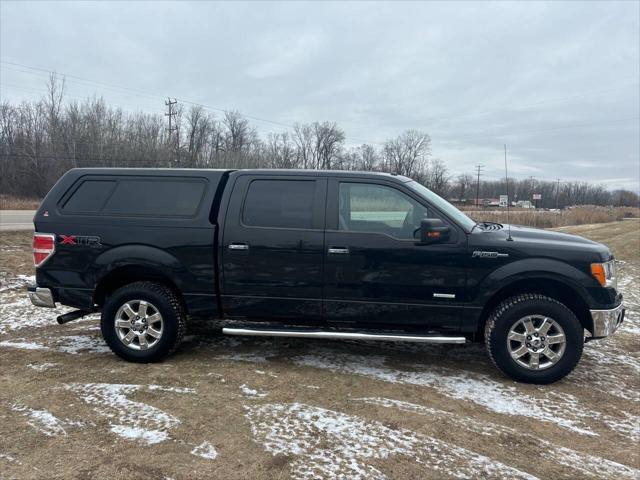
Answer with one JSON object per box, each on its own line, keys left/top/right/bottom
{"left": 101, "top": 281, "right": 186, "bottom": 362}
{"left": 485, "top": 294, "right": 583, "bottom": 384}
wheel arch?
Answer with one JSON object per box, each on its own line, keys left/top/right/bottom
{"left": 94, "top": 265, "right": 187, "bottom": 313}
{"left": 476, "top": 277, "right": 592, "bottom": 340}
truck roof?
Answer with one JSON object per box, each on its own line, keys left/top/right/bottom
{"left": 64, "top": 167, "right": 413, "bottom": 182}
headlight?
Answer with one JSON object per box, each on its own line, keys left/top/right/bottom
{"left": 591, "top": 260, "right": 617, "bottom": 289}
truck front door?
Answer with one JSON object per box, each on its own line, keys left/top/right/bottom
{"left": 323, "top": 178, "right": 467, "bottom": 331}
{"left": 221, "top": 174, "right": 326, "bottom": 322}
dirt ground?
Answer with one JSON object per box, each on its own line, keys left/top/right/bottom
{"left": 0, "top": 222, "right": 638, "bottom": 479}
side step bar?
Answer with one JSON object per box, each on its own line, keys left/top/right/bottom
{"left": 222, "top": 327, "right": 466, "bottom": 344}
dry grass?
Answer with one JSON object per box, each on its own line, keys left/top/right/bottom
{"left": 0, "top": 194, "right": 41, "bottom": 210}
{"left": 469, "top": 206, "right": 640, "bottom": 228}
{"left": 0, "top": 223, "right": 638, "bottom": 479}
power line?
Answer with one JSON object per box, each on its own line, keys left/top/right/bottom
{"left": 0, "top": 61, "right": 381, "bottom": 145}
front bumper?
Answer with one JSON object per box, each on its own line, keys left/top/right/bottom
{"left": 27, "top": 286, "right": 56, "bottom": 308}
{"left": 589, "top": 302, "right": 625, "bottom": 338}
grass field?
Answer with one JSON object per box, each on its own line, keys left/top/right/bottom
{"left": 0, "top": 222, "right": 638, "bottom": 479}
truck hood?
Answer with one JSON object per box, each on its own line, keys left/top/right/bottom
{"left": 472, "top": 224, "right": 612, "bottom": 261}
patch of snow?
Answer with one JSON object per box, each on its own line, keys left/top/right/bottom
{"left": 357, "top": 397, "right": 640, "bottom": 479}
{"left": 110, "top": 425, "right": 168, "bottom": 444}
{"left": 245, "top": 402, "right": 537, "bottom": 480}
{"left": 0, "top": 335, "right": 110, "bottom": 355}
{"left": 0, "top": 452, "right": 21, "bottom": 464}
{"left": 27, "top": 362, "right": 58, "bottom": 372}
{"left": 0, "top": 293, "right": 67, "bottom": 334}
{"left": 55, "top": 335, "right": 110, "bottom": 355}
{"left": 294, "top": 351, "right": 597, "bottom": 436}
{"left": 190, "top": 441, "right": 218, "bottom": 460}
{"left": 240, "top": 384, "right": 268, "bottom": 398}
{"left": 11, "top": 403, "right": 68, "bottom": 436}
{"left": 147, "top": 385, "right": 196, "bottom": 394}
{"left": 207, "top": 372, "right": 226, "bottom": 382}
{"left": 0, "top": 274, "right": 35, "bottom": 292}
{"left": 0, "top": 340, "right": 48, "bottom": 350}
{"left": 216, "top": 352, "right": 271, "bottom": 364}
{"left": 66, "top": 383, "right": 181, "bottom": 445}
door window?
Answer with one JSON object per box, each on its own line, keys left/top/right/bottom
{"left": 339, "top": 182, "right": 429, "bottom": 239}
{"left": 243, "top": 180, "right": 315, "bottom": 229}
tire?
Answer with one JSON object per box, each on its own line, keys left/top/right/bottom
{"left": 484, "top": 294, "right": 583, "bottom": 384}
{"left": 101, "top": 281, "right": 186, "bottom": 363}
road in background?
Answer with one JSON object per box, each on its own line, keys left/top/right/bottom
{"left": 0, "top": 210, "right": 35, "bottom": 231}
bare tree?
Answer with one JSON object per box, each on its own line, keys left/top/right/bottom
{"left": 383, "top": 130, "right": 431, "bottom": 177}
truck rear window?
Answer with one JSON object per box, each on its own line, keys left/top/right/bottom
{"left": 102, "top": 179, "right": 206, "bottom": 217}
{"left": 243, "top": 180, "right": 315, "bottom": 229}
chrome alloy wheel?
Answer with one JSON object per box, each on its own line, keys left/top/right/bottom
{"left": 114, "top": 300, "right": 164, "bottom": 351}
{"left": 507, "top": 315, "right": 566, "bottom": 370}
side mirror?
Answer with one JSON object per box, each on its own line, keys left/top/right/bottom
{"left": 419, "top": 218, "right": 450, "bottom": 244}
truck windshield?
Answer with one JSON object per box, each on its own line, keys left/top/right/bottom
{"left": 406, "top": 181, "right": 477, "bottom": 232}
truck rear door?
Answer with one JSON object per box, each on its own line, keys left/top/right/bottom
{"left": 220, "top": 173, "right": 326, "bottom": 322}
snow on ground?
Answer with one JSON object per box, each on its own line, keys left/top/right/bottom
{"left": 293, "top": 351, "right": 602, "bottom": 436}
{"left": 0, "top": 295, "right": 67, "bottom": 334}
{"left": 65, "top": 383, "right": 191, "bottom": 445}
{"left": 240, "top": 384, "right": 269, "bottom": 398}
{"left": 0, "top": 335, "right": 110, "bottom": 355}
{"left": 0, "top": 453, "right": 22, "bottom": 464}
{"left": 356, "top": 397, "right": 640, "bottom": 479}
{"left": 245, "top": 402, "right": 538, "bottom": 480}
{"left": 190, "top": 441, "right": 218, "bottom": 460}
{"left": 10, "top": 403, "right": 82, "bottom": 437}
{"left": 27, "top": 362, "right": 58, "bottom": 371}
{"left": 0, "top": 274, "right": 34, "bottom": 292}
{"left": 0, "top": 260, "right": 638, "bottom": 477}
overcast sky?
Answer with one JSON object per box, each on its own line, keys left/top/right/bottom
{"left": 1, "top": 1, "right": 639, "bottom": 190}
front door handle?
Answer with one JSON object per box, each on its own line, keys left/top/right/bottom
{"left": 328, "top": 247, "right": 350, "bottom": 255}
{"left": 228, "top": 243, "right": 249, "bottom": 251}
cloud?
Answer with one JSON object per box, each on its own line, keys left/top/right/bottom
{"left": 1, "top": 1, "right": 638, "bottom": 189}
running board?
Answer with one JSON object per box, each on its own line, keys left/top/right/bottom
{"left": 222, "top": 327, "right": 466, "bottom": 344}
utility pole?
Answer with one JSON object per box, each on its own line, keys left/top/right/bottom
{"left": 475, "top": 164, "right": 484, "bottom": 208}
{"left": 555, "top": 178, "right": 561, "bottom": 210}
{"left": 529, "top": 176, "right": 536, "bottom": 208}
{"left": 165, "top": 98, "right": 178, "bottom": 164}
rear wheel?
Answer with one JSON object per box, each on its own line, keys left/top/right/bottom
{"left": 485, "top": 294, "right": 583, "bottom": 384}
{"left": 101, "top": 281, "right": 186, "bottom": 362}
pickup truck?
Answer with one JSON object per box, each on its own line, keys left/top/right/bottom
{"left": 28, "top": 168, "right": 624, "bottom": 383}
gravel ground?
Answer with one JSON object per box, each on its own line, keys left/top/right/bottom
{"left": 0, "top": 223, "right": 638, "bottom": 480}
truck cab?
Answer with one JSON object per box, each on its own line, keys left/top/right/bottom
{"left": 28, "top": 168, "right": 624, "bottom": 383}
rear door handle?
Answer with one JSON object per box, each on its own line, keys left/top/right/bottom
{"left": 328, "top": 247, "right": 350, "bottom": 255}
{"left": 228, "top": 243, "right": 249, "bottom": 251}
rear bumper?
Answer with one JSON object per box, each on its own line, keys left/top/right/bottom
{"left": 589, "top": 302, "right": 625, "bottom": 338}
{"left": 27, "top": 286, "right": 56, "bottom": 308}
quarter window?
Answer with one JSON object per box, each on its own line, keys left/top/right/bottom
{"left": 243, "top": 180, "right": 315, "bottom": 229}
{"left": 339, "top": 183, "right": 429, "bottom": 239}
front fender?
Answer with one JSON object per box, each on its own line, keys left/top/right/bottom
{"left": 471, "top": 258, "right": 594, "bottom": 307}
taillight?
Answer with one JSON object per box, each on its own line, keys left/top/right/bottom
{"left": 33, "top": 233, "right": 56, "bottom": 267}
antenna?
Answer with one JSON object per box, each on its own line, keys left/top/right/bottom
{"left": 504, "top": 144, "right": 513, "bottom": 241}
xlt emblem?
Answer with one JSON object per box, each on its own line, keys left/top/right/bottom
{"left": 58, "top": 235, "right": 102, "bottom": 248}
{"left": 472, "top": 250, "right": 509, "bottom": 259}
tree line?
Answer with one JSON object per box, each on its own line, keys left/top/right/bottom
{"left": 1, "top": 76, "right": 637, "bottom": 208}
